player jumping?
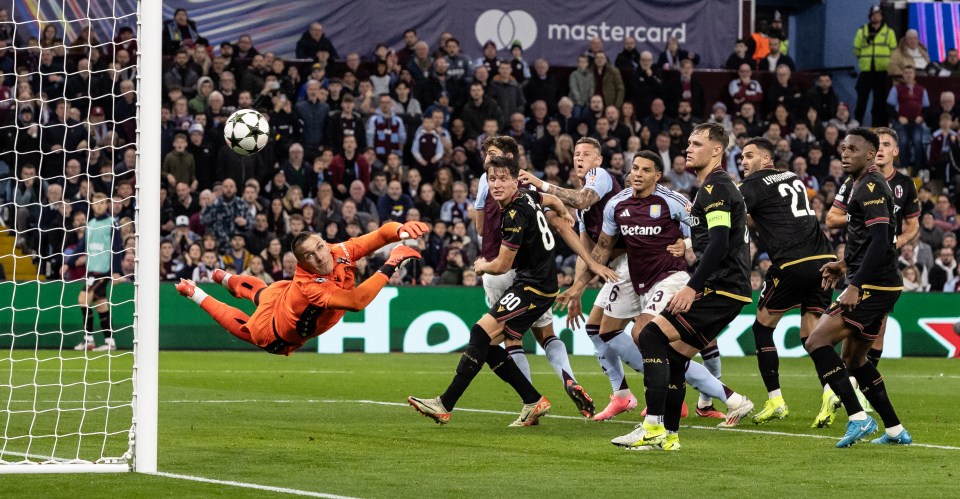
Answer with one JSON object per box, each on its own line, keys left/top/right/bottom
{"left": 175, "top": 220, "right": 428, "bottom": 355}
{"left": 805, "top": 128, "right": 911, "bottom": 447}
{"left": 737, "top": 138, "right": 836, "bottom": 424}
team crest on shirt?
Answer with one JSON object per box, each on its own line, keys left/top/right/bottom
{"left": 650, "top": 205, "right": 662, "bottom": 219}
{"left": 867, "top": 182, "right": 876, "bottom": 193}
{"left": 894, "top": 185, "right": 903, "bottom": 198}
{"left": 314, "top": 277, "right": 328, "bottom": 283}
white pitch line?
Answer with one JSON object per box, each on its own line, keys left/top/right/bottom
{"left": 152, "top": 471, "right": 362, "bottom": 499}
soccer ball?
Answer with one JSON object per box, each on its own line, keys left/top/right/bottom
{"left": 223, "top": 109, "right": 269, "bottom": 155}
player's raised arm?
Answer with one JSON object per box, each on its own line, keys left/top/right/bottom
{"left": 541, "top": 192, "right": 619, "bottom": 283}
{"left": 344, "top": 220, "right": 429, "bottom": 259}
{"left": 302, "top": 243, "right": 422, "bottom": 312}
{"left": 519, "top": 169, "right": 600, "bottom": 210}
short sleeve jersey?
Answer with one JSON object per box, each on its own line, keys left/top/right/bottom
{"left": 577, "top": 167, "right": 623, "bottom": 244}
{"left": 739, "top": 168, "right": 834, "bottom": 266}
{"left": 689, "top": 168, "right": 752, "bottom": 300}
{"left": 843, "top": 168, "right": 901, "bottom": 287}
{"left": 500, "top": 189, "right": 559, "bottom": 293}
{"left": 602, "top": 185, "right": 689, "bottom": 293}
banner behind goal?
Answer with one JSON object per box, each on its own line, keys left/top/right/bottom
{"left": 0, "top": 0, "right": 159, "bottom": 473}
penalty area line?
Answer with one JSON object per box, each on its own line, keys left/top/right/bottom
{"left": 153, "top": 471, "right": 362, "bottom": 499}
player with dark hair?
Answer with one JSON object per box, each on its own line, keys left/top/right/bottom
{"left": 805, "top": 127, "right": 912, "bottom": 447}
{"left": 816, "top": 126, "right": 920, "bottom": 428}
{"left": 738, "top": 137, "right": 836, "bottom": 424}
{"left": 175, "top": 220, "right": 429, "bottom": 355}
{"left": 629, "top": 123, "right": 755, "bottom": 451}
{"left": 409, "top": 154, "right": 614, "bottom": 426}
{"left": 471, "top": 135, "right": 615, "bottom": 418}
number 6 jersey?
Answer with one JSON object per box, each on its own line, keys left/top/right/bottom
{"left": 500, "top": 189, "right": 559, "bottom": 293}
{"left": 739, "top": 167, "right": 834, "bottom": 267}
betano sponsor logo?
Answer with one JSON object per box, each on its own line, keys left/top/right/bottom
{"left": 621, "top": 225, "right": 662, "bottom": 236}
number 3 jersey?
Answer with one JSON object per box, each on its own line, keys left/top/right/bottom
{"left": 739, "top": 168, "right": 834, "bottom": 267}
{"left": 602, "top": 184, "right": 690, "bottom": 294}
{"left": 500, "top": 189, "right": 558, "bottom": 293}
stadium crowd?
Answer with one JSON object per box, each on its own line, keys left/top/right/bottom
{"left": 1, "top": 6, "right": 959, "bottom": 291}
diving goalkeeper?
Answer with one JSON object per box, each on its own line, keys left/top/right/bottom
{"left": 176, "top": 221, "right": 427, "bottom": 355}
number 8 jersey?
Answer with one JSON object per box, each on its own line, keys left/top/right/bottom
{"left": 500, "top": 190, "right": 559, "bottom": 293}
{"left": 739, "top": 168, "right": 834, "bottom": 267}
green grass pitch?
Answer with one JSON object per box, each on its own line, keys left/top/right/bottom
{"left": 1, "top": 351, "right": 958, "bottom": 497}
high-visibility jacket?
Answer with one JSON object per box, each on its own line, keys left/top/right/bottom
{"left": 854, "top": 23, "right": 897, "bottom": 72}
{"left": 751, "top": 32, "right": 770, "bottom": 63}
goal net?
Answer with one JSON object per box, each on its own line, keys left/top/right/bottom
{"left": 0, "top": 0, "right": 158, "bottom": 473}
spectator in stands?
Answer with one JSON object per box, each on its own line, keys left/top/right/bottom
{"left": 887, "top": 65, "right": 929, "bottom": 172}
{"left": 240, "top": 54, "right": 269, "bottom": 94}
{"left": 665, "top": 58, "right": 704, "bottom": 119}
{"left": 664, "top": 155, "right": 696, "bottom": 196}
{"left": 406, "top": 41, "right": 432, "bottom": 85}
{"left": 200, "top": 178, "right": 251, "bottom": 252}
{"left": 412, "top": 116, "right": 444, "bottom": 178}
{"left": 729, "top": 64, "right": 763, "bottom": 114}
{"left": 853, "top": 5, "right": 897, "bottom": 126}
{"left": 444, "top": 37, "right": 472, "bottom": 84}
{"left": 828, "top": 102, "right": 859, "bottom": 134}
{"left": 280, "top": 143, "right": 315, "bottom": 197}
{"left": 902, "top": 265, "right": 926, "bottom": 292}
{"left": 508, "top": 41, "right": 531, "bottom": 84}
{"left": 163, "top": 8, "right": 201, "bottom": 56}
{"left": 241, "top": 255, "right": 274, "bottom": 285}
{"left": 926, "top": 91, "right": 958, "bottom": 131}
{"left": 367, "top": 93, "right": 406, "bottom": 163}
{"left": 929, "top": 112, "right": 960, "bottom": 186}
{"left": 568, "top": 55, "right": 594, "bottom": 118}
{"left": 295, "top": 79, "right": 329, "bottom": 159}
{"left": 397, "top": 29, "right": 419, "bottom": 67}
{"left": 232, "top": 34, "right": 258, "bottom": 60}
{"left": 296, "top": 22, "right": 338, "bottom": 62}
{"left": 940, "top": 48, "right": 959, "bottom": 77}
{"left": 162, "top": 132, "right": 197, "bottom": 190}
{"left": 593, "top": 51, "right": 624, "bottom": 110}
{"left": 164, "top": 48, "right": 200, "bottom": 98}
{"left": 524, "top": 59, "right": 559, "bottom": 115}
{"left": 459, "top": 81, "right": 502, "bottom": 140}
{"left": 243, "top": 213, "right": 275, "bottom": 256}
{"left": 346, "top": 179, "right": 378, "bottom": 218}
{"left": 378, "top": 179, "right": 414, "bottom": 222}
{"left": 758, "top": 32, "right": 795, "bottom": 71}
{"left": 222, "top": 233, "right": 253, "bottom": 274}
{"left": 642, "top": 98, "right": 671, "bottom": 137}
{"left": 805, "top": 73, "right": 839, "bottom": 124}
{"left": 725, "top": 38, "right": 755, "bottom": 70}
{"left": 488, "top": 60, "right": 525, "bottom": 121}
{"left": 657, "top": 36, "right": 699, "bottom": 70}
{"left": 767, "top": 64, "right": 803, "bottom": 118}
{"left": 932, "top": 195, "right": 958, "bottom": 233}
{"left": 440, "top": 181, "right": 471, "bottom": 226}
{"left": 929, "top": 247, "right": 957, "bottom": 291}
{"left": 193, "top": 248, "right": 221, "bottom": 283}
{"left": 888, "top": 29, "right": 931, "bottom": 79}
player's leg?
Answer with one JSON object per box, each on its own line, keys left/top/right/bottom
{"left": 90, "top": 296, "right": 116, "bottom": 352}
{"left": 597, "top": 280, "right": 645, "bottom": 374}
{"left": 531, "top": 320, "right": 595, "bottom": 418}
{"left": 176, "top": 279, "right": 255, "bottom": 344}
{"left": 212, "top": 268, "right": 268, "bottom": 302}
{"left": 751, "top": 306, "right": 788, "bottom": 423}
{"left": 804, "top": 312, "right": 879, "bottom": 447}
{"left": 867, "top": 316, "right": 887, "bottom": 367}
{"left": 695, "top": 340, "right": 724, "bottom": 416}
{"left": 502, "top": 336, "right": 531, "bottom": 381}
{"left": 590, "top": 305, "right": 636, "bottom": 421}
{"left": 74, "top": 289, "right": 96, "bottom": 350}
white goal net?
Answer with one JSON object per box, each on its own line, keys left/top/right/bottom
{"left": 0, "top": 0, "right": 158, "bottom": 473}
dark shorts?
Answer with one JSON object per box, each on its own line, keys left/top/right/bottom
{"left": 663, "top": 291, "right": 749, "bottom": 351}
{"left": 85, "top": 273, "right": 112, "bottom": 300}
{"left": 489, "top": 283, "right": 558, "bottom": 340}
{"left": 758, "top": 258, "right": 834, "bottom": 315}
{"left": 826, "top": 286, "right": 901, "bottom": 340}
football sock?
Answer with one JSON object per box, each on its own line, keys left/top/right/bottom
{"left": 866, "top": 348, "right": 883, "bottom": 367}
{"left": 542, "top": 336, "right": 574, "bottom": 383}
{"left": 664, "top": 347, "right": 689, "bottom": 433}
{"left": 199, "top": 296, "right": 253, "bottom": 344}
{"left": 809, "top": 345, "right": 863, "bottom": 415}
{"left": 602, "top": 329, "right": 645, "bottom": 372}
{"left": 587, "top": 324, "right": 627, "bottom": 393}
{"left": 440, "top": 324, "right": 492, "bottom": 410}
{"left": 684, "top": 360, "right": 729, "bottom": 403}
{"left": 189, "top": 286, "right": 208, "bottom": 305}
{"left": 885, "top": 424, "right": 904, "bottom": 437}
{"left": 99, "top": 309, "right": 112, "bottom": 338}
{"left": 82, "top": 306, "right": 95, "bottom": 333}
{"left": 485, "top": 344, "right": 541, "bottom": 404}
{"left": 226, "top": 274, "right": 268, "bottom": 302}
{"left": 504, "top": 345, "right": 531, "bottom": 382}
{"left": 752, "top": 320, "right": 780, "bottom": 393}
{"left": 699, "top": 344, "right": 721, "bottom": 406}
{"left": 851, "top": 361, "right": 900, "bottom": 428}
{"left": 637, "top": 322, "right": 670, "bottom": 419}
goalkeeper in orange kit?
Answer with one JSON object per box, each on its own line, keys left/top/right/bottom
{"left": 176, "top": 221, "right": 428, "bottom": 355}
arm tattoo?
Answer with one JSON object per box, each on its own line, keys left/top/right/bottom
{"left": 551, "top": 185, "right": 599, "bottom": 210}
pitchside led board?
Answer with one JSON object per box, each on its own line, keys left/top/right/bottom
{"left": 162, "top": 0, "right": 738, "bottom": 69}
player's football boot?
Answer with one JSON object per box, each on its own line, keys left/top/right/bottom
{"left": 211, "top": 269, "right": 239, "bottom": 297}
{"left": 640, "top": 402, "right": 689, "bottom": 418}
{"left": 717, "top": 394, "right": 754, "bottom": 428}
{"left": 694, "top": 404, "right": 724, "bottom": 419}
{"left": 564, "top": 380, "right": 595, "bottom": 418}
{"left": 752, "top": 395, "right": 789, "bottom": 425}
{"left": 508, "top": 396, "right": 550, "bottom": 427}
{"left": 871, "top": 428, "right": 912, "bottom": 445}
{"left": 73, "top": 336, "right": 95, "bottom": 351}
{"left": 176, "top": 279, "right": 197, "bottom": 298}
{"left": 812, "top": 391, "right": 842, "bottom": 428}
{"left": 628, "top": 432, "right": 681, "bottom": 452}
{"left": 836, "top": 416, "right": 878, "bottom": 448}
{"left": 594, "top": 393, "right": 638, "bottom": 421}
{"left": 407, "top": 396, "right": 451, "bottom": 425}
{"left": 93, "top": 338, "right": 117, "bottom": 352}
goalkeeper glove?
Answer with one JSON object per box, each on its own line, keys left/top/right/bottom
{"left": 379, "top": 245, "right": 422, "bottom": 277}
{"left": 398, "top": 221, "right": 429, "bottom": 239}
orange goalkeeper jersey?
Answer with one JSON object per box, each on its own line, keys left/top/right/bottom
{"left": 245, "top": 223, "right": 400, "bottom": 353}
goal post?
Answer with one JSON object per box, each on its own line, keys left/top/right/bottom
{"left": 0, "top": 0, "right": 158, "bottom": 474}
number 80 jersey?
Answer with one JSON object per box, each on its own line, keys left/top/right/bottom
{"left": 739, "top": 168, "right": 834, "bottom": 267}
{"left": 500, "top": 190, "right": 559, "bottom": 293}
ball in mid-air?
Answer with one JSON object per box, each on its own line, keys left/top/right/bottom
{"left": 223, "top": 109, "right": 269, "bottom": 155}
